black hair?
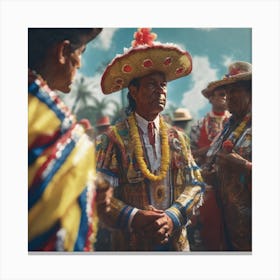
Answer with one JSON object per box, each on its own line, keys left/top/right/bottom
{"left": 125, "top": 77, "right": 140, "bottom": 115}
{"left": 28, "top": 28, "right": 102, "bottom": 70}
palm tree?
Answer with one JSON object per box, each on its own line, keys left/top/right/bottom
{"left": 164, "top": 103, "right": 178, "bottom": 116}
{"left": 71, "top": 76, "right": 96, "bottom": 114}
{"left": 76, "top": 96, "right": 122, "bottom": 126}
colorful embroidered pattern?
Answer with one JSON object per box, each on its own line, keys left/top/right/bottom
{"left": 96, "top": 116, "right": 205, "bottom": 250}
{"left": 28, "top": 70, "right": 97, "bottom": 251}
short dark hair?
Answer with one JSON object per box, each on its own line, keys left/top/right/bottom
{"left": 28, "top": 28, "right": 102, "bottom": 70}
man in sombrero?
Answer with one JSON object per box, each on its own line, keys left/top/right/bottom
{"left": 202, "top": 61, "right": 252, "bottom": 251}
{"left": 96, "top": 28, "right": 205, "bottom": 251}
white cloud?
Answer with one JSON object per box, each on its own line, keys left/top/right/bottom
{"left": 92, "top": 28, "right": 119, "bottom": 50}
{"left": 181, "top": 56, "right": 218, "bottom": 119}
{"left": 222, "top": 55, "right": 234, "bottom": 68}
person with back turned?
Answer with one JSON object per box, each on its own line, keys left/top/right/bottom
{"left": 28, "top": 28, "right": 112, "bottom": 251}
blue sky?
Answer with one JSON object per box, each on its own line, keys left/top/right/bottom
{"left": 67, "top": 28, "right": 252, "bottom": 121}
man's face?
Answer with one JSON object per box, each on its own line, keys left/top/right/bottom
{"left": 225, "top": 85, "right": 251, "bottom": 116}
{"left": 129, "top": 72, "right": 167, "bottom": 119}
{"left": 54, "top": 43, "right": 86, "bottom": 93}
{"left": 209, "top": 88, "right": 227, "bottom": 111}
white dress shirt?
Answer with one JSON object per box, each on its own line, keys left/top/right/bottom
{"left": 134, "top": 112, "right": 161, "bottom": 171}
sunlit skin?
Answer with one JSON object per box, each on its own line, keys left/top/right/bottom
{"left": 209, "top": 87, "right": 228, "bottom": 113}
{"left": 129, "top": 72, "right": 167, "bottom": 121}
{"left": 38, "top": 41, "right": 86, "bottom": 93}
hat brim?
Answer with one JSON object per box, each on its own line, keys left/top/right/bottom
{"left": 173, "top": 117, "right": 192, "bottom": 121}
{"left": 81, "top": 28, "right": 103, "bottom": 45}
{"left": 101, "top": 44, "right": 192, "bottom": 94}
{"left": 202, "top": 72, "right": 252, "bottom": 98}
{"left": 96, "top": 122, "right": 110, "bottom": 127}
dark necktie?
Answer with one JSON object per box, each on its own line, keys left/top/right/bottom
{"left": 148, "top": 122, "right": 155, "bottom": 146}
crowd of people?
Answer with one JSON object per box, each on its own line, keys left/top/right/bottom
{"left": 28, "top": 27, "right": 252, "bottom": 252}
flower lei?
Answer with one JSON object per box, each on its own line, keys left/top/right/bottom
{"left": 222, "top": 113, "right": 251, "bottom": 152}
{"left": 127, "top": 113, "right": 170, "bottom": 181}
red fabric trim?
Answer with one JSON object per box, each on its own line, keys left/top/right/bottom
{"left": 30, "top": 124, "right": 76, "bottom": 188}
{"left": 197, "top": 121, "right": 211, "bottom": 148}
{"left": 213, "top": 111, "right": 226, "bottom": 116}
{"left": 29, "top": 130, "right": 61, "bottom": 150}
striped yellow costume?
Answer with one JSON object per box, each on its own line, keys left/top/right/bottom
{"left": 28, "top": 70, "right": 97, "bottom": 251}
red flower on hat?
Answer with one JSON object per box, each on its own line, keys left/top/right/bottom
{"left": 229, "top": 67, "right": 241, "bottom": 76}
{"left": 222, "top": 140, "right": 234, "bottom": 153}
{"left": 131, "top": 28, "right": 157, "bottom": 47}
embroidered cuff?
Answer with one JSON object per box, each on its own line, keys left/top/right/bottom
{"left": 116, "top": 205, "right": 135, "bottom": 229}
{"left": 165, "top": 203, "right": 185, "bottom": 229}
{"left": 128, "top": 208, "right": 139, "bottom": 232}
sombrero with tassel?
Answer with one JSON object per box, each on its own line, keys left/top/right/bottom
{"left": 101, "top": 28, "right": 192, "bottom": 94}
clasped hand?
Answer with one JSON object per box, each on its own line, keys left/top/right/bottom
{"left": 95, "top": 174, "right": 113, "bottom": 214}
{"left": 216, "top": 150, "right": 250, "bottom": 170}
{"left": 131, "top": 206, "right": 173, "bottom": 245}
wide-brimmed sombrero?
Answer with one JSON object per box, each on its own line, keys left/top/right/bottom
{"left": 101, "top": 28, "right": 192, "bottom": 94}
{"left": 173, "top": 108, "right": 192, "bottom": 121}
{"left": 202, "top": 61, "right": 252, "bottom": 98}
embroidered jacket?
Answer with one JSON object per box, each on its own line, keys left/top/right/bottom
{"left": 205, "top": 114, "right": 252, "bottom": 250}
{"left": 190, "top": 111, "right": 231, "bottom": 148}
{"left": 28, "top": 70, "right": 97, "bottom": 251}
{"left": 96, "top": 114, "right": 205, "bottom": 251}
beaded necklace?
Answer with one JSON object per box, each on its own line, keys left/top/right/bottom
{"left": 222, "top": 113, "right": 251, "bottom": 152}
{"left": 127, "top": 113, "right": 170, "bottom": 181}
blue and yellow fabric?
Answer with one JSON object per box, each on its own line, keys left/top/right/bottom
{"left": 28, "top": 71, "right": 97, "bottom": 251}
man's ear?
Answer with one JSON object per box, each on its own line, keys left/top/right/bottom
{"left": 56, "top": 40, "right": 71, "bottom": 65}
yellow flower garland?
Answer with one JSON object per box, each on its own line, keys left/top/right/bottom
{"left": 226, "top": 113, "right": 251, "bottom": 148}
{"left": 127, "top": 114, "right": 170, "bottom": 181}
{"left": 232, "top": 114, "right": 250, "bottom": 140}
